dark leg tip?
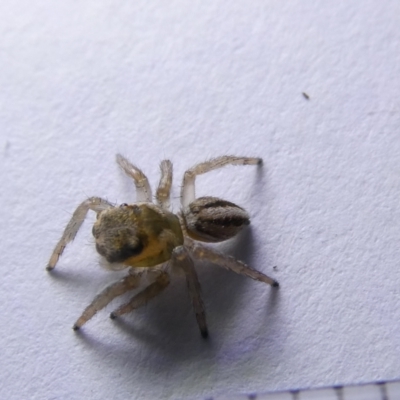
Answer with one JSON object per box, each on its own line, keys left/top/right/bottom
{"left": 110, "top": 312, "right": 117, "bottom": 320}
{"left": 257, "top": 158, "right": 263, "bottom": 166}
{"left": 46, "top": 265, "right": 53, "bottom": 272}
{"left": 201, "top": 329, "right": 209, "bottom": 339}
{"left": 272, "top": 280, "right": 280, "bottom": 288}
{"left": 72, "top": 324, "right": 80, "bottom": 331}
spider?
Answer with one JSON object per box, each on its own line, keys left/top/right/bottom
{"left": 46, "top": 155, "right": 279, "bottom": 338}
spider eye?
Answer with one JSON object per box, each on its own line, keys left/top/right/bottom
{"left": 95, "top": 229, "right": 145, "bottom": 263}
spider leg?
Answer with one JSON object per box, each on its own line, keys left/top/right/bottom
{"left": 172, "top": 246, "right": 208, "bottom": 338}
{"left": 47, "top": 197, "right": 114, "bottom": 271}
{"left": 110, "top": 271, "right": 170, "bottom": 319}
{"left": 181, "top": 155, "right": 262, "bottom": 208}
{"left": 73, "top": 273, "right": 142, "bottom": 330}
{"left": 189, "top": 242, "right": 279, "bottom": 287}
{"left": 156, "top": 159, "right": 173, "bottom": 210}
{"left": 116, "top": 154, "right": 152, "bottom": 202}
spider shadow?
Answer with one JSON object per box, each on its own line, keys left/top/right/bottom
{"left": 198, "top": 226, "right": 279, "bottom": 328}
{"left": 58, "top": 238, "right": 280, "bottom": 393}
{"left": 73, "top": 225, "right": 279, "bottom": 371}
{"left": 72, "top": 279, "right": 218, "bottom": 373}
{"left": 46, "top": 263, "right": 126, "bottom": 291}
{"left": 46, "top": 267, "right": 95, "bottom": 284}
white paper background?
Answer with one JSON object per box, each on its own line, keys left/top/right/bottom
{"left": 1, "top": 1, "right": 399, "bottom": 399}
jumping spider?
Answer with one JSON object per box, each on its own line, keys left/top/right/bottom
{"left": 47, "top": 155, "right": 279, "bottom": 338}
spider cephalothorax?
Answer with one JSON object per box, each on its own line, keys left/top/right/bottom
{"left": 47, "top": 155, "right": 278, "bottom": 338}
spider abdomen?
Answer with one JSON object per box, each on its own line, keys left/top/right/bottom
{"left": 183, "top": 196, "right": 250, "bottom": 243}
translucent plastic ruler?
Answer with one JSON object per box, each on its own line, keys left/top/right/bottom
{"left": 209, "top": 379, "right": 400, "bottom": 400}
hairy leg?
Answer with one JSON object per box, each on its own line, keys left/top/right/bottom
{"left": 156, "top": 160, "right": 173, "bottom": 210}
{"left": 73, "top": 273, "right": 142, "bottom": 330}
{"left": 47, "top": 197, "right": 114, "bottom": 270}
{"left": 172, "top": 246, "right": 208, "bottom": 338}
{"left": 181, "top": 156, "right": 262, "bottom": 208}
{"left": 116, "top": 154, "right": 152, "bottom": 202}
{"left": 189, "top": 242, "right": 279, "bottom": 287}
{"left": 110, "top": 271, "right": 170, "bottom": 318}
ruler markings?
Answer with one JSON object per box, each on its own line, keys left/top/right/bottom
{"left": 207, "top": 379, "right": 400, "bottom": 400}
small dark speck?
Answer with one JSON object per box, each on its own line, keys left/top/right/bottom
{"left": 302, "top": 92, "right": 310, "bottom": 100}
{"left": 273, "top": 266, "right": 278, "bottom": 271}
{"left": 110, "top": 312, "right": 117, "bottom": 320}
{"left": 248, "top": 394, "right": 257, "bottom": 400}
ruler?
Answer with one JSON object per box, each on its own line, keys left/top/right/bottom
{"left": 209, "top": 379, "right": 400, "bottom": 400}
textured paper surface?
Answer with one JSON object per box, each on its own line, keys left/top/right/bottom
{"left": 1, "top": 1, "right": 399, "bottom": 399}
